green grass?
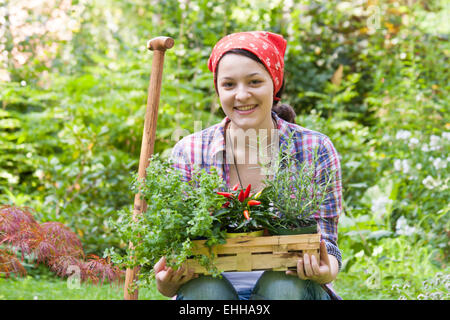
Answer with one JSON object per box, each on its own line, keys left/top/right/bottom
{"left": 2, "top": 265, "right": 447, "bottom": 300}
{"left": 0, "top": 273, "right": 379, "bottom": 300}
{"left": 0, "top": 275, "right": 169, "bottom": 300}
{"left": 334, "top": 274, "right": 394, "bottom": 300}
{"left": 0, "top": 272, "right": 363, "bottom": 300}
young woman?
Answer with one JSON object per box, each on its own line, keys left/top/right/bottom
{"left": 154, "top": 31, "right": 343, "bottom": 300}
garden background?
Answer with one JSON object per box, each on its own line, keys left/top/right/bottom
{"left": 0, "top": 0, "right": 448, "bottom": 300}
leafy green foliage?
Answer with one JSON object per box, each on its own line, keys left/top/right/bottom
{"left": 106, "top": 155, "right": 228, "bottom": 288}
{"left": 261, "top": 134, "right": 337, "bottom": 230}
{"left": 0, "top": 0, "right": 448, "bottom": 299}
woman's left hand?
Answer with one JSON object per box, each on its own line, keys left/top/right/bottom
{"left": 286, "top": 239, "right": 339, "bottom": 284}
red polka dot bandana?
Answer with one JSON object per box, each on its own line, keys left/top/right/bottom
{"left": 208, "top": 31, "right": 287, "bottom": 99}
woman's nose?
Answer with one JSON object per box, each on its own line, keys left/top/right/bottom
{"left": 235, "top": 84, "right": 251, "bottom": 101}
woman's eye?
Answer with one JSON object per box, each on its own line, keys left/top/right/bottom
{"left": 250, "top": 79, "right": 262, "bottom": 85}
{"left": 222, "top": 82, "right": 234, "bottom": 88}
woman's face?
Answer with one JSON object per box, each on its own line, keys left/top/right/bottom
{"left": 216, "top": 53, "right": 274, "bottom": 131}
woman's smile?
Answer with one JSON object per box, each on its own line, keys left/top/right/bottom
{"left": 234, "top": 104, "right": 258, "bottom": 114}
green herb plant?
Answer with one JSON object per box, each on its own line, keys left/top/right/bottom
{"left": 261, "top": 134, "right": 338, "bottom": 232}
{"left": 106, "top": 154, "right": 228, "bottom": 289}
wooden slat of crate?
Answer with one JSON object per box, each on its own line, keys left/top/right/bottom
{"left": 190, "top": 242, "right": 319, "bottom": 255}
{"left": 185, "top": 233, "right": 320, "bottom": 274}
{"left": 191, "top": 233, "right": 319, "bottom": 253}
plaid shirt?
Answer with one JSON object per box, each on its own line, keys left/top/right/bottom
{"left": 170, "top": 111, "right": 343, "bottom": 299}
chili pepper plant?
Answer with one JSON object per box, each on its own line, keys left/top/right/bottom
{"left": 213, "top": 183, "right": 277, "bottom": 233}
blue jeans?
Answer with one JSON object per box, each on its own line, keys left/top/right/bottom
{"left": 176, "top": 271, "right": 331, "bottom": 300}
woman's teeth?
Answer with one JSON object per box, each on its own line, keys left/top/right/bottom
{"left": 235, "top": 105, "right": 257, "bottom": 111}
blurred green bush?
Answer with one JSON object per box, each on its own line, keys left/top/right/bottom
{"left": 0, "top": 0, "right": 448, "bottom": 298}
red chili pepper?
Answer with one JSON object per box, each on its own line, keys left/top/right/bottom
{"left": 238, "top": 190, "right": 245, "bottom": 202}
{"left": 217, "top": 192, "right": 233, "bottom": 199}
{"left": 222, "top": 201, "right": 230, "bottom": 208}
{"left": 244, "top": 184, "right": 251, "bottom": 199}
{"left": 232, "top": 183, "right": 240, "bottom": 191}
{"left": 243, "top": 210, "right": 250, "bottom": 220}
{"left": 247, "top": 200, "right": 261, "bottom": 206}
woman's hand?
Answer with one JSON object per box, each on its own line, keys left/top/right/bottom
{"left": 286, "top": 240, "right": 339, "bottom": 284}
{"left": 154, "top": 256, "right": 198, "bottom": 297}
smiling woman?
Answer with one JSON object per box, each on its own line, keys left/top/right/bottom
{"left": 159, "top": 31, "right": 343, "bottom": 300}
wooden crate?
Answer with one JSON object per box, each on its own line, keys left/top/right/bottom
{"left": 185, "top": 233, "right": 320, "bottom": 274}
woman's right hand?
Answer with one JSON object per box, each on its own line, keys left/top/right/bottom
{"left": 154, "top": 256, "right": 198, "bottom": 298}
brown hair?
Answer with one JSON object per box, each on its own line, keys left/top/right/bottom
{"left": 215, "top": 49, "right": 296, "bottom": 124}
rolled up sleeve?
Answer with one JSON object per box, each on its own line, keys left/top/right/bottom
{"left": 314, "top": 137, "right": 343, "bottom": 270}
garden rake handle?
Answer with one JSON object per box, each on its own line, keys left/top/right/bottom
{"left": 136, "top": 36, "right": 174, "bottom": 193}
{"left": 124, "top": 36, "right": 174, "bottom": 300}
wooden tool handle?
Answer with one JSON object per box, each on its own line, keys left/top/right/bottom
{"left": 135, "top": 36, "right": 175, "bottom": 207}
{"left": 147, "top": 36, "right": 175, "bottom": 51}
{"left": 124, "top": 36, "right": 174, "bottom": 300}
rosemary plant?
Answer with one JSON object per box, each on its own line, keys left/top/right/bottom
{"left": 261, "top": 134, "right": 337, "bottom": 232}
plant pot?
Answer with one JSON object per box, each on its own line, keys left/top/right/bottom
{"left": 270, "top": 224, "right": 317, "bottom": 235}
{"left": 225, "top": 229, "right": 264, "bottom": 238}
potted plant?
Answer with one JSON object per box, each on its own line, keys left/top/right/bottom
{"left": 106, "top": 154, "right": 230, "bottom": 284}
{"left": 259, "top": 139, "right": 337, "bottom": 236}
{"left": 213, "top": 183, "right": 277, "bottom": 238}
